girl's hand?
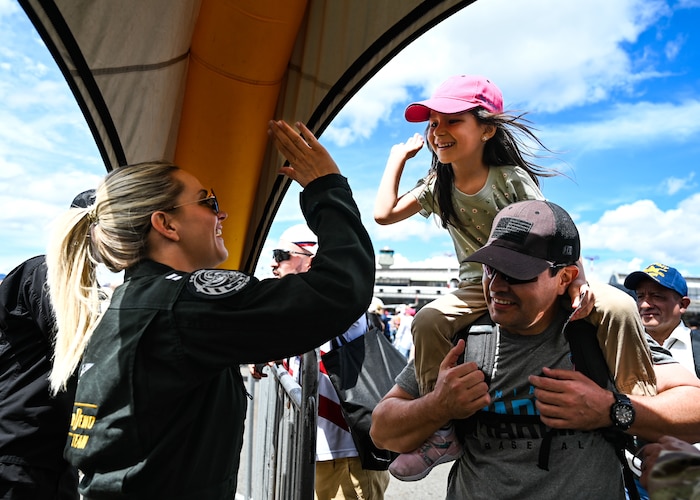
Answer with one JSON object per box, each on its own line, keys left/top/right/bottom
{"left": 569, "top": 281, "right": 594, "bottom": 320}
{"left": 389, "top": 133, "right": 424, "bottom": 161}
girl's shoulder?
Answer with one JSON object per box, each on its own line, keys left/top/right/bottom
{"left": 489, "top": 164, "right": 527, "bottom": 175}
{"left": 487, "top": 165, "right": 544, "bottom": 199}
{"left": 488, "top": 164, "right": 536, "bottom": 184}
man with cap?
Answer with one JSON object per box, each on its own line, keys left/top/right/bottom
{"left": 0, "top": 190, "right": 95, "bottom": 500}
{"left": 625, "top": 263, "right": 700, "bottom": 485}
{"left": 254, "top": 224, "right": 390, "bottom": 500}
{"left": 370, "top": 200, "right": 700, "bottom": 500}
{"left": 624, "top": 263, "right": 699, "bottom": 379}
{"left": 270, "top": 223, "right": 319, "bottom": 278}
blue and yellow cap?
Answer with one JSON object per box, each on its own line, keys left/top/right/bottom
{"left": 624, "top": 263, "right": 688, "bottom": 297}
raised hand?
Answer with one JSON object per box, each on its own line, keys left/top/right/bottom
{"left": 268, "top": 120, "right": 340, "bottom": 187}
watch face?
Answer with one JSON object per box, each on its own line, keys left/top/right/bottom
{"left": 614, "top": 404, "right": 634, "bottom": 425}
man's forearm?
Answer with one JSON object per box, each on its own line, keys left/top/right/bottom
{"left": 628, "top": 362, "right": 700, "bottom": 443}
{"left": 630, "top": 386, "right": 700, "bottom": 443}
{"left": 370, "top": 388, "right": 450, "bottom": 453}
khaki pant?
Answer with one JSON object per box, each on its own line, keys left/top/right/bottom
{"left": 412, "top": 281, "right": 656, "bottom": 396}
{"left": 315, "top": 457, "right": 390, "bottom": 500}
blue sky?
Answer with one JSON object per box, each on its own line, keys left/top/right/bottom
{"left": 2, "top": 0, "right": 700, "bottom": 284}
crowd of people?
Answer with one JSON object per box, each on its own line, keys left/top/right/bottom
{"left": 0, "top": 73, "right": 699, "bottom": 500}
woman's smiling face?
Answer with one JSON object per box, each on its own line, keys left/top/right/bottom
{"left": 167, "top": 169, "right": 229, "bottom": 270}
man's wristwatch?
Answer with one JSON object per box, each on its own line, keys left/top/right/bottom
{"left": 610, "top": 392, "right": 635, "bottom": 430}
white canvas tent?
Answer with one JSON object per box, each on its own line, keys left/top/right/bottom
{"left": 19, "top": 0, "right": 476, "bottom": 270}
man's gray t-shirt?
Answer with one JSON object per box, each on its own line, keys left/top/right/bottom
{"left": 395, "top": 310, "right": 628, "bottom": 500}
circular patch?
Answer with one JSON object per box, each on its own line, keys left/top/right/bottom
{"left": 187, "top": 269, "right": 251, "bottom": 298}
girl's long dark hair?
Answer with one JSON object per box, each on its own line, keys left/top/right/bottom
{"left": 428, "top": 107, "right": 559, "bottom": 229}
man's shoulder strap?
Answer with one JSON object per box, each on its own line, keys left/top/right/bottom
{"left": 456, "top": 312, "right": 611, "bottom": 389}
{"left": 564, "top": 319, "right": 612, "bottom": 389}
{"left": 454, "top": 312, "right": 498, "bottom": 384}
{"left": 690, "top": 329, "right": 700, "bottom": 378}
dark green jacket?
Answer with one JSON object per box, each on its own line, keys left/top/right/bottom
{"left": 66, "top": 174, "right": 374, "bottom": 499}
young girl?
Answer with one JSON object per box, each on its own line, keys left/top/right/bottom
{"left": 374, "top": 75, "right": 655, "bottom": 481}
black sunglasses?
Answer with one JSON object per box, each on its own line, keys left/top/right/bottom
{"left": 483, "top": 264, "right": 568, "bottom": 285}
{"left": 272, "top": 249, "right": 313, "bottom": 263}
{"left": 164, "top": 189, "right": 219, "bottom": 214}
{"left": 483, "top": 265, "right": 538, "bottom": 285}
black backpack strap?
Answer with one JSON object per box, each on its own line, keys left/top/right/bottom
{"left": 565, "top": 319, "right": 639, "bottom": 499}
{"left": 453, "top": 313, "right": 498, "bottom": 441}
{"left": 455, "top": 312, "right": 498, "bottom": 384}
{"left": 690, "top": 329, "right": 700, "bottom": 378}
{"left": 564, "top": 320, "right": 614, "bottom": 389}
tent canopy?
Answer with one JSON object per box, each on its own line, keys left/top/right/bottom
{"left": 19, "top": 0, "right": 474, "bottom": 271}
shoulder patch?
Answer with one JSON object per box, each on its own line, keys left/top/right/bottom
{"left": 186, "top": 269, "right": 251, "bottom": 298}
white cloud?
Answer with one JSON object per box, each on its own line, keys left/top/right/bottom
{"left": 577, "top": 194, "right": 700, "bottom": 273}
{"left": 325, "top": 0, "right": 674, "bottom": 147}
{"left": 542, "top": 99, "right": 700, "bottom": 152}
{"left": 665, "top": 34, "right": 686, "bottom": 60}
{"left": 0, "top": 0, "right": 19, "bottom": 17}
{"left": 662, "top": 172, "right": 695, "bottom": 195}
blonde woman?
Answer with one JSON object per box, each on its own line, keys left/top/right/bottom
{"left": 47, "top": 120, "right": 375, "bottom": 499}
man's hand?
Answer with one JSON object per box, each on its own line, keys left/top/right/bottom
{"left": 639, "top": 435, "right": 700, "bottom": 489}
{"left": 430, "top": 339, "right": 491, "bottom": 422}
{"left": 371, "top": 339, "right": 490, "bottom": 452}
{"left": 529, "top": 367, "right": 614, "bottom": 430}
{"left": 248, "top": 363, "right": 272, "bottom": 379}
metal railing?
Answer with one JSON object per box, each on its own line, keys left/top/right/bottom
{"left": 237, "top": 351, "right": 319, "bottom": 500}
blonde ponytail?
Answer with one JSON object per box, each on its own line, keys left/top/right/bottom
{"left": 46, "top": 162, "right": 183, "bottom": 393}
{"left": 46, "top": 209, "right": 103, "bottom": 394}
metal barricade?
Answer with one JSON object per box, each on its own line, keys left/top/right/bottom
{"left": 237, "top": 351, "right": 319, "bottom": 500}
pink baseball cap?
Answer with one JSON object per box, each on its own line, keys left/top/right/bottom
{"left": 404, "top": 75, "right": 504, "bottom": 122}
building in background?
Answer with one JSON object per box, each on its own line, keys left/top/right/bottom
{"left": 374, "top": 248, "right": 700, "bottom": 325}
{"left": 374, "top": 248, "right": 458, "bottom": 312}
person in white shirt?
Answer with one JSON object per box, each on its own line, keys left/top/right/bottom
{"left": 393, "top": 306, "right": 416, "bottom": 359}
{"left": 254, "top": 224, "right": 390, "bottom": 500}
{"left": 625, "top": 262, "right": 700, "bottom": 474}
{"left": 624, "top": 263, "right": 698, "bottom": 377}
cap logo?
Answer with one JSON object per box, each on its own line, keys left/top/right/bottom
{"left": 492, "top": 217, "right": 532, "bottom": 244}
{"left": 562, "top": 245, "right": 574, "bottom": 256}
{"left": 643, "top": 263, "right": 670, "bottom": 279}
{"left": 475, "top": 92, "right": 499, "bottom": 112}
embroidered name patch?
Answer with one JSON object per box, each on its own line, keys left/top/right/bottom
{"left": 187, "top": 269, "right": 251, "bottom": 298}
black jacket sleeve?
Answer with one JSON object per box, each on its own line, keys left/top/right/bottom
{"left": 176, "top": 174, "right": 376, "bottom": 364}
{"left": 0, "top": 255, "right": 54, "bottom": 344}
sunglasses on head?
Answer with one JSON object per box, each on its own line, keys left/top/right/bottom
{"left": 272, "top": 248, "right": 313, "bottom": 263}
{"left": 164, "top": 189, "right": 219, "bottom": 214}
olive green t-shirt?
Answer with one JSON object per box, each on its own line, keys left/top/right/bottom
{"left": 410, "top": 165, "right": 544, "bottom": 284}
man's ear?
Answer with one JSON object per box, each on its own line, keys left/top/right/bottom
{"left": 150, "top": 211, "right": 180, "bottom": 242}
{"left": 680, "top": 296, "right": 691, "bottom": 313}
{"left": 558, "top": 265, "right": 579, "bottom": 293}
{"left": 303, "top": 255, "right": 315, "bottom": 272}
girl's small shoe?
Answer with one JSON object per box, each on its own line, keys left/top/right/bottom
{"left": 388, "top": 425, "right": 462, "bottom": 481}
